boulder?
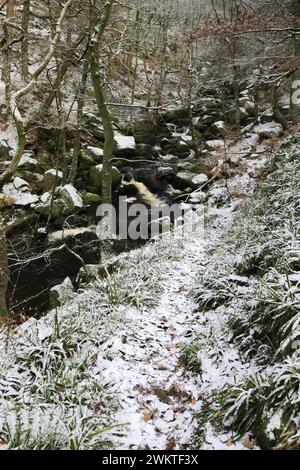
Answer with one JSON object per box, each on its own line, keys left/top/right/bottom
{"left": 86, "top": 146, "right": 104, "bottom": 162}
{"left": 43, "top": 169, "right": 63, "bottom": 192}
{"left": 189, "top": 189, "right": 208, "bottom": 204}
{"left": 176, "top": 171, "right": 208, "bottom": 189}
{"left": 13, "top": 177, "right": 29, "bottom": 190}
{"left": 225, "top": 107, "right": 248, "bottom": 124}
{"left": 59, "top": 184, "right": 83, "bottom": 210}
{"left": 206, "top": 139, "right": 225, "bottom": 150}
{"left": 253, "top": 121, "right": 283, "bottom": 138}
{"left": 114, "top": 134, "right": 136, "bottom": 153}
{"left": 18, "top": 153, "right": 39, "bottom": 172}
{"left": 244, "top": 101, "right": 256, "bottom": 116}
{"left": 211, "top": 120, "right": 226, "bottom": 136}
{"left": 35, "top": 198, "right": 66, "bottom": 220}
{"left": 192, "top": 173, "right": 209, "bottom": 187}
{"left": 89, "top": 164, "right": 122, "bottom": 190}
{"left": 14, "top": 192, "right": 39, "bottom": 207}
{"left": 0, "top": 140, "right": 11, "bottom": 161}
{"left": 259, "top": 107, "right": 274, "bottom": 124}
{"left": 82, "top": 192, "right": 102, "bottom": 205}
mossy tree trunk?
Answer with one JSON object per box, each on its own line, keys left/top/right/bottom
{"left": 0, "top": 218, "right": 9, "bottom": 318}
{"left": 21, "top": 0, "right": 31, "bottom": 80}
{"left": 68, "top": 59, "right": 89, "bottom": 184}
{"left": 89, "top": 0, "right": 115, "bottom": 205}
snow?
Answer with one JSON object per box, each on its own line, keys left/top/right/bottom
{"left": 91, "top": 204, "right": 252, "bottom": 450}
{"left": 114, "top": 134, "right": 136, "bottom": 151}
{"left": 206, "top": 140, "right": 225, "bottom": 149}
{"left": 18, "top": 154, "right": 38, "bottom": 169}
{"left": 13, "top": 177, "right": 29, "bottom": 190}
{"left": 253, "top": 121, "right": 283, "bottom": 138}
{"left": 86, "top": 146, "right": 104, "bottom": 159}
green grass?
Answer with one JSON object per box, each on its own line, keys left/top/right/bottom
{"left": 0, "top": 230, "right": 184, "bottom": 449}
{"left": 192, "top": 147, "right": 300, "bottom": 448}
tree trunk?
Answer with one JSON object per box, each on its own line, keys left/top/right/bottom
{"left": 68, "top": 60, "right": 89, "bottom": 184}
{"left": 89, "top": 0, "right": 115, "bottom": 205}
{"left": 2, "top": 0, "right": 15, "bottom": 103}
{"left": 21, "top": 0, "right": 31, "bottom": 80}
{"left": 0, "top": 218, "right": 9, "bottom": 318}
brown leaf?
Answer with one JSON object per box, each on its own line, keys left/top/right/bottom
{"left": 166, "top": 436, "right": 176, "bottom": 450}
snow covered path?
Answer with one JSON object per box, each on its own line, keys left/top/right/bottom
{"left": 99, "top": 207, "right": 235, "bottom": 450}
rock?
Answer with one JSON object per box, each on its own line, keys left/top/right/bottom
{"left": 253, "top": 121, "right": 283, "bottom": 138}
{"left": 59, "top": 184, "right": 83, "bottom": 210}
{"left": 86, "top": 146, "right": 104, "bottom": 162}
{"left": 49, "top": 277, "right": 75, "bottom": 309}
{"left": 13, "top": 177, "right": 29, "bottom": 190}
{"left": 43, "top": 169, "right": 63, "bottom": 192}
{"left": 18, "top": 154, "right": 39, "bottom": 171}
{"left": 133, "top": 119, "right": 169, "bottom": 145}
{"left": 189, "top": 189, "right": 208, "bottom": 204}
{"left": 0, "top": 140, "right": 11, "bottom": 160}
{"left": 114, "top": 134, "right": 136, "bottom": 152}
{"left": 225, "top": 107, "right": 248, "bottom": 124}
{"left": 164, "top": 108, "right": 190, "bottom": 124}
{"left": 40, "top": 191, "right": 51, "bottom": 204}
{"left": 259, "top": 107, "right": 274, "bottom": 124}
{"left": 241, "top": 123, "right": 255, "bottom": 134}
{"left": 277, "top": 94, "right": 291, "bottom": 115}
{"left": 244, "top": 101, "right": 256, "bottom": 116}
{"left": 35, "top": 198, "right": 66, "bottom": 220}
{"left": 157, "top": 166, "right": 175, "bottom": 177}
{"left": 206, "top": 139, "right": 225, "bottom": 149}
{"left": 83, "top": 112, "right": 105, "bottom": 140}
{"left": 14, "top": 192, "right": 39, "bottom": 207}
{"left": 176, "top": 171, "right": 208, "bottom": 189}
{"left": 211, "top": 120, "right": 226, "bottom": 136}
{"left": 82, "top": 192, "right": 102, "bottom": 205}
{"left": 192, "top": 173, "right": 209, "bottom": 187}
{"left": 89, "top": 164, "right": 122, "bottom": 190}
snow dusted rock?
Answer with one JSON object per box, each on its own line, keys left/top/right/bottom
{"left": 3, "top": 182, "right": 39, "bottom": 207}
{"left": 40, "top": 191, "right": 51, "bottom": 204}
{"left": 59, "top": 184, "right": 83, "bottom": 210}
{"left": 189, "top": 189, "right": 208, "bottom": 204}
{"left": 211, "top": 121, "right": 226, "bottom": 135}
{"left": 114, "top": 134, "right": 136, "bottom": 152}
{"left": 13, "top": 177, "right": 29, "bottom": 190}
{"left": 176, "top": 171, "right": 208, "bottom": 189}
{"left": 14, "top": 192, "right": 39, "bottom": 207}
{"left": 89, "top": 164, "right": 122, "bottom": 189}
{"left": 192, "top": 173, "right": 209, "bottom": 187}
{"left": 18, "top": 154, "right": 39, "bottom": 171}
{"left": 206, "top": 139, "right": 225, "bottom": 150}
{"left": 49, "top": 277, "right": 75, "bottom": 309}
{"left": 253, "top": 121, "right": 283, "bottom": 138}
{"left": 43, "top": 169, "right": 63, "bottom": 191}
{"left": 259, "top": 106, "right": 274, "bottom": 124}
{"left": 86, "top": 146, "right": 104, "bottom": 162}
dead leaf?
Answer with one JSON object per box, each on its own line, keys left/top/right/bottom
{"left": 166, "top": 436, "right": 176, "bottom": 450}
{"left": 226, "top": 439, "right": 233, "bottom": 447}
{"left": 241, "top": 437, "right": 254, "bottom": 450}
{"left": 143, "top": 410, "right": 157, "bottom": 421}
